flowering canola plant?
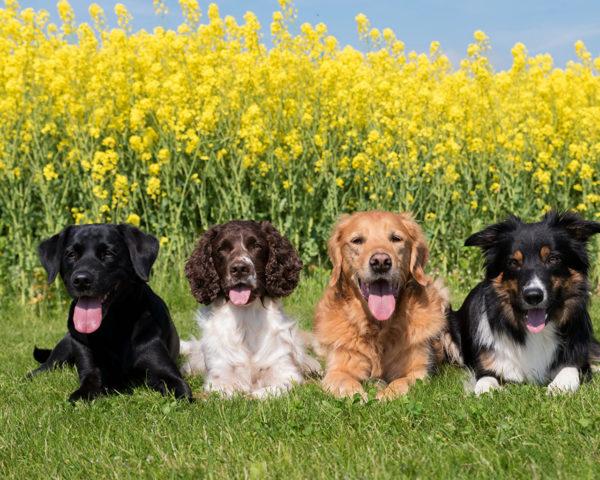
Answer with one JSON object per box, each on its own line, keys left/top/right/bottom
{"left": 0, "top": 0, "right": 599, "bottom": 297}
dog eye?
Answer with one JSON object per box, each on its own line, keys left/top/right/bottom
{"left": 390, "top": 234, "right": 403, "bottom": 243}
{"left": 508, "top": 258, "right": 520, "bottom": 269}
{"left": 65, "top": 250, "right": 78, "bottom": 260}
{"left": 547, "top": 254, "right": 561, "bottom": 265}
{"left": 218, "top": 243, "right": 232, "bottom": 253}
{"left": 350, "top": 237, "right": 364, "bottom": 245}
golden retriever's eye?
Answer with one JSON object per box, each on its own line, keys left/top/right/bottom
{"left": 390, "top": 234, "right": 403, "bottom": 243}
{"left": 350, "top": 236, "right": 364, "bottom": 245}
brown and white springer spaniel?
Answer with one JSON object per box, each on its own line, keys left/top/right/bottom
{"left": 180, "top": 220, "right": 320, "bottom": 398}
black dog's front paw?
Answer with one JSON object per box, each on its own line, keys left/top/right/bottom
{"left": 68, "top": 387, "right": 102, "bottom": 402}
{"left": 173, "top": 379, "right": 194, "bottom": 402}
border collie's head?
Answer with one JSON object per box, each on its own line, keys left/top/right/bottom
{"left": 185, "top": 220, "right": 302, "bottom": 306}
{"left": 465, "top": 211, "right": 600, "bottom": 333}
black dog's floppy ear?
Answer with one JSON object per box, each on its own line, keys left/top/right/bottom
{"left": 464, "top": 216, "right": 521, "bottom": 250}
{"left": 185, "top": 226, "right": 222, "bottom": 305}
{"left": 261, "top": 221, "right": 302, "bottom": 297}
{"left": 118, "top": 224, "right": 159, "bottom": 282}
{"left": 38, "top": 226, "right": 72, "bottom": 284}
{"left": 546, "top": 210, "right": 600, "bottom": 242}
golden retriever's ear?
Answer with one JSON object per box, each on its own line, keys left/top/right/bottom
{"left": 327, "top": 215, "right": 349, "bottom": 287}
{"left": 399, "top": 213, "right": 430, "bottom": 287}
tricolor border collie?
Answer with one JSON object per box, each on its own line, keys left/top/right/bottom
{"left": 451, "top": 211, "right": 600, "bottom": 395}
{"left": 180, "top": 220, "right": 320, "bottom": 398}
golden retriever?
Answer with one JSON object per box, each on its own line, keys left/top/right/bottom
{"left": 314, "top": 211, "right": 452, "bottom": 400}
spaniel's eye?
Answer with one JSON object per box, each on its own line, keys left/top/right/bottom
{"left": 390, "top": 234, "right": 403, "bottom": 243}
{"left": 508, "top": 258, "right": 520, "bottom": 269}
{"left": 547, "top": 254, "right": 561, "bottom": 265}
{"left": 219, "top": 243, "right": 232, "bottom": 254}
{"left": 350, "top": 237, "right": 364, "bottom": 245}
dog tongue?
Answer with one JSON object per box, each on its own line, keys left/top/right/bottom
{"left": 73, "top": 297, "right": 103, "bottom": 334}
{"left": 526, "top": 308, "right": 546, "bottom": 333}
{"left": 229, "top": 286, "right": 252, "bottom": 306}
{"left": 367, "top": 280, "right": 396, "bottom": 321}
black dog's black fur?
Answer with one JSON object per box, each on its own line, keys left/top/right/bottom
{"left": 450, "top": 211, "right": 600, "bottom": 389}
{"left": 29, "top": 224, "right": 192, "bottom": 402}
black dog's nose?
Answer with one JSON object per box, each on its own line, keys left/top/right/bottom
{"left": 72, "top": 272, "right": 92, "bottom": 290}
{"left": 369, "top": 253, "right": 392, "bottom": 274}
{"left": 230, "top": 261, "right": 250, "bottom": 277}
{"left": 523, "top": 287, "right": 544, "bottom": 305}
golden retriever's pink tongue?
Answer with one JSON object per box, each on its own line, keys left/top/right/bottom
{"left": 73, "top": 297, "right": 103, "bottom": 334}
{"left": 229, "top": 286, "right": 251, "bottom": 306}
{"left": 367, "top": 281, "right": 395, "bottom": 321}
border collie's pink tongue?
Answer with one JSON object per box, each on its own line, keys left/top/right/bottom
{"left": 229, "top": 286, "right": 252, "bottom": 306}
{"left": 367, "top": 280, "right": 396, "bottom": 321}
{"left": 73, "top": 297, "right": 103, "bottom": 334}
{"left": 526, "top": 308, "right": 546, "bottom": 333}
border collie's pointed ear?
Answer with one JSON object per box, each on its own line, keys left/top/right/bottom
{"left": 465, "top": 216, "right": 521, "bottom": 249}
{"left": 117, "top": 224, "right": 159, "bottom": 282}
{"left": 38, "top": 226, "right": 72, "bottom": 284}
{"left": 547, "top": 210, "right": 600, "bottom": 242}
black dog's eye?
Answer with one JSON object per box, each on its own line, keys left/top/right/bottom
{"left": 390, "top": 234, "right": 403, "bottom": 243}
{"left": 508, "top": 258, "right": 520, "bottom": 269}
{"left": 547, "top": 254, "right": 561, "bottom": 265}
{"left": 65, "top": 250, "right": 78, "bottom": 261}
{"left": 350, "top": 237, "right": 365, "bottom": 245}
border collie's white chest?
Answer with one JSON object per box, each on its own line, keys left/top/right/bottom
{"left": 477, "top": 307, "right": 559, "bottom": 383}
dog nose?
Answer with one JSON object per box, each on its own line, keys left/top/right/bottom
{"left": 230, "top": 261, "right": 250, "bottom": 277}
{"left": 369, "top": 253, "right": 392, "bottom": 273}
{"left": 523, "top": 287, "right": 544, "bottom": 305}
{"left": 72, "top": 272, "right": 92, "bottom": 290}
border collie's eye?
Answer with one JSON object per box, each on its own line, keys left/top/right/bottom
{"left": 350, "top": 237, "right": 364, "bottom": 245}
{"left": 547, "top": 254, "right": 561, "bottom": 265}
{"left": 508, "top": 258, "right": 520, "bottom": 269}
{"left": 390, "top": 234, "right": 403, "bottom": 243}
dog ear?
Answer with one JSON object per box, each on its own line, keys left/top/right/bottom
{"left": 38, "top": 226, "right": 72, "bottom": 284}
{"left": 118, "top": 224, "right": 159, "bottom": 282}
{"left": 327, "top": 215, "right": 349, "bottom": 288}
{"left": 185, "top": 226, "right": 222, "bottom": 304}
{"left": 547, "top": 210, "right": 600, "bottom": 242}
{"left": 464, "top": 216, "right": 521, "bottom": 249}
{"left": 398, "top": 214, "right": 430, "bottom": 287}
{"left": 261, "top": 221, "right": 303, "bottom": 297}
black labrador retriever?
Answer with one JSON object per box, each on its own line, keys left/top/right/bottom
{"left": 29, "top": 224, "right": 192, "bottom": 402}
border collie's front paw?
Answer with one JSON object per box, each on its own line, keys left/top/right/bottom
{"left": 474, "top": 376, "right": 501, "bottom": 396}
{"left": 547, "top": 367, "right": 580, "bottom": 395}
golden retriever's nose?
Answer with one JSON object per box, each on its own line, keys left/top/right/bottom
{"left": 369, "top": 253, "right": 392, "bottom": 274}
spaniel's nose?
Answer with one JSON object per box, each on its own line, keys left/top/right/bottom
{"left": 230, "top": 261, "right": 250, "bottom": 277}
{"left": 369, "top": 253, "right": 392, "bottom": 274}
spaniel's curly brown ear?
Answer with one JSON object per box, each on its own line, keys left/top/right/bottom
{"left": 260, "top": 221, "right": 302, "bottom": 297}
{"left": 185, "top": 226, "right": 222, "bottom": 304}
{"left": 399, "top": 213, "right": 430, "bottom": 287}
{"left": 327, "top": 215, "right": 349, "bottom": 288}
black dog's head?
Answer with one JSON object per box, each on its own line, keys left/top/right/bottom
{"left": 185, "top": 220, "right": 302, "bottom": 306}
{"left": 38, "top": 224, "right": 159, "bottom": 334}
{"left": 465, "top": 211, "right": 600, "bottom": 333}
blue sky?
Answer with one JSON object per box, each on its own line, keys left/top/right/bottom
{"left": 20, "top": 1, "right": 600, "bottom": 70}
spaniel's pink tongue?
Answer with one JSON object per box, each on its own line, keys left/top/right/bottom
{"left": 526, "top": 308, "right": 546, "bottom": 333}
{"left": 73, "top": 297, "right": 103, "bottom": 334}
{"left": 367, "top": 281, "right": 396, "bottom": 321}
{"left": 229, "top": 286, "right": 252, "bottom": 306}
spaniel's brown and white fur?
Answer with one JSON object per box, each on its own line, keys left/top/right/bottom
{"left": 180, "top": 220, "right": 319, "bottom": 398}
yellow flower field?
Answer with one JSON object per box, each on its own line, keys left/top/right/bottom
{"left": 0, "top": 0, "right": 599, "bottom": 297}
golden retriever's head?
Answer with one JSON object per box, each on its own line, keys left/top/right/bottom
{"left": 327, "top": 211, "right": 430, "bottom": 321}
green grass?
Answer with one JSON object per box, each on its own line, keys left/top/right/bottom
{"left": 1, "top": 273, "right": 600, "bottom": 479}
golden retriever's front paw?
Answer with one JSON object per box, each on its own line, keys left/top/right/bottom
{"left": 322, "top": 374, "right": 366, "bottom": 399}
{"left": 376, "top": 379, "right": 410, "bottom": 401}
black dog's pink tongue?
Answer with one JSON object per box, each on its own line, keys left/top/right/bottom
{"left": 73, "top": 297, "right": 103, "bottom": 334}
{"left": 367, "top": 280, "right": 396, "bottom": 321}
{"left": 526, "top": 308, "right": 546, "bottom": 334}
{"left": 229, "top": 286, "right": 252, "bottom": 306}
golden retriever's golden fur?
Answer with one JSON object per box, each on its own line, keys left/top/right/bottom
{"left": 314, "top": 211, "right": 451, "bottom": 400}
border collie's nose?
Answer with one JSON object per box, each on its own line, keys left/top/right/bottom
{"left": 523, "top": 287, "right": 544, "bottom": 305}
{"left": 369, "top": 253, "right": 392, "bottom": 274}
{"left": 72, "top": 272, "right": 92, "bottom": 290}
{"left": 230, "top": 261, "right": 250, "bottom": 277}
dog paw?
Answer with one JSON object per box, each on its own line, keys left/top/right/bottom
{"left": 376, "top": 381, "right": 409, "bottom": 401}
{"left": 547, "top": 367, "right": 579, "bottom": 396}
{"left": 68, "top": 387, "right": 101, "bottom": 403}
{"left": 251, "top": 385, "right": 288, "bottom": 399}
{"left": 322, "top": 376, "right": 366, "bottom": 400}
{"left": 474, "top": 376, "right": 501, "bottom": 396}
{"left": 173, "top": 380, "right": 194, "bottom": 401}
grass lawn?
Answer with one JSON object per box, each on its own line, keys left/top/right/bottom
{"left": 1, "top": 272, "right": 600, "bottom": 479}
